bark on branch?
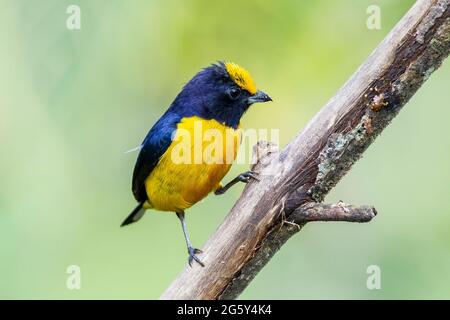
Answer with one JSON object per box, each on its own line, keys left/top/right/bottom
{"left": 161, "top": 0, "right": 450, "bottom": 300}
{"left": 292, "top": 202, "right": 377, "bottom": 224}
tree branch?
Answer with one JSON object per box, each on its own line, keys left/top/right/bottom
{"left": 292, "top": 202, "right": 377, "bottom": 223}
{"left": 161, "top": 0, "right": 450, "bottom": 300}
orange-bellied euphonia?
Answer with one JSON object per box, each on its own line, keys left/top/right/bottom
{"left": 121, "top": 62, "right": 272, "bottom": 266}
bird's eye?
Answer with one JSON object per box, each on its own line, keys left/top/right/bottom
{"left": 227, "top": 87, "right": 241, "bottom": 100}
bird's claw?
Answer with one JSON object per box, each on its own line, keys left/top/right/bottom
{"left": 214, "top": 171, "right": 260, "bottom": 196}
{"left": 239, "top": 171, "right": 260, "bottom": 183}
{"left": 188, "top": 247, "right": 204, "bottom": 267}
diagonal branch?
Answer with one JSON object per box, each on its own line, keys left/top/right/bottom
{"left": 161, "top": 0, "right": 450, "bottom": 300}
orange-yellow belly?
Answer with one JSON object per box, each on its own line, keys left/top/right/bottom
{"left": 144, "top": 117, "right": 241, "bottom": 212}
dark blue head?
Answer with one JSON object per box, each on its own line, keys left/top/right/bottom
{"left": 169, "top": 62, "right": 272, "bottom": 129}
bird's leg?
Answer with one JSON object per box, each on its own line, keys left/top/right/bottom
{"left": 214, "top": 170, "right": 259, "bottom": 195}
{"left": 176, "top": 211, "right": 204, "bottom": 267}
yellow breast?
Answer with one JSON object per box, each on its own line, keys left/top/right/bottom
{"left": 144, "top": 116, "right": 241, "bottom": 212}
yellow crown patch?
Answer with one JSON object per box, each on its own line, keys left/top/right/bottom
{"left": 224, "top": 62, "right": 257, "bottom": 95}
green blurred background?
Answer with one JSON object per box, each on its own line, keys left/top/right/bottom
{"left": 1, "top": 0, "right": 449, "bottom": 299}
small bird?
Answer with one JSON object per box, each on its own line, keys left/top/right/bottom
{"left": 122, "top": 62, "right": 272, "bottom": 266}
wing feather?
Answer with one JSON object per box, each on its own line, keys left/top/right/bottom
{"left": 132, "top": 112, "right": 180, "bottom": 202}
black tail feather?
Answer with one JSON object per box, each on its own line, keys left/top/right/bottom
{"left": 121, "top": 202, "right": 145, "bottom": 227}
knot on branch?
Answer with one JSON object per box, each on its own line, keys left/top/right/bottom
{"left": 250, "top": 140, "right": 280, "bottom": 171}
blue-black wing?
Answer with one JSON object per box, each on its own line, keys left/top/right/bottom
{"left": 132, "top": 112, "right": 180, "bottom": 202}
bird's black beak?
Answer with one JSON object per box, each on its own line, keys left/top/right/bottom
{"left": 247, "top": 90, "right": 272, "bottom": 105}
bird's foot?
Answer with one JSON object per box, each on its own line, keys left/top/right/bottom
{"left": 188, "top": 247, "right": 204, "bottom": 267}
{"left": 214, "top": 171, "right": 260, "bottom": 195}
{"left": 238, "top": 171, "right": 260, "bottom": 183}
